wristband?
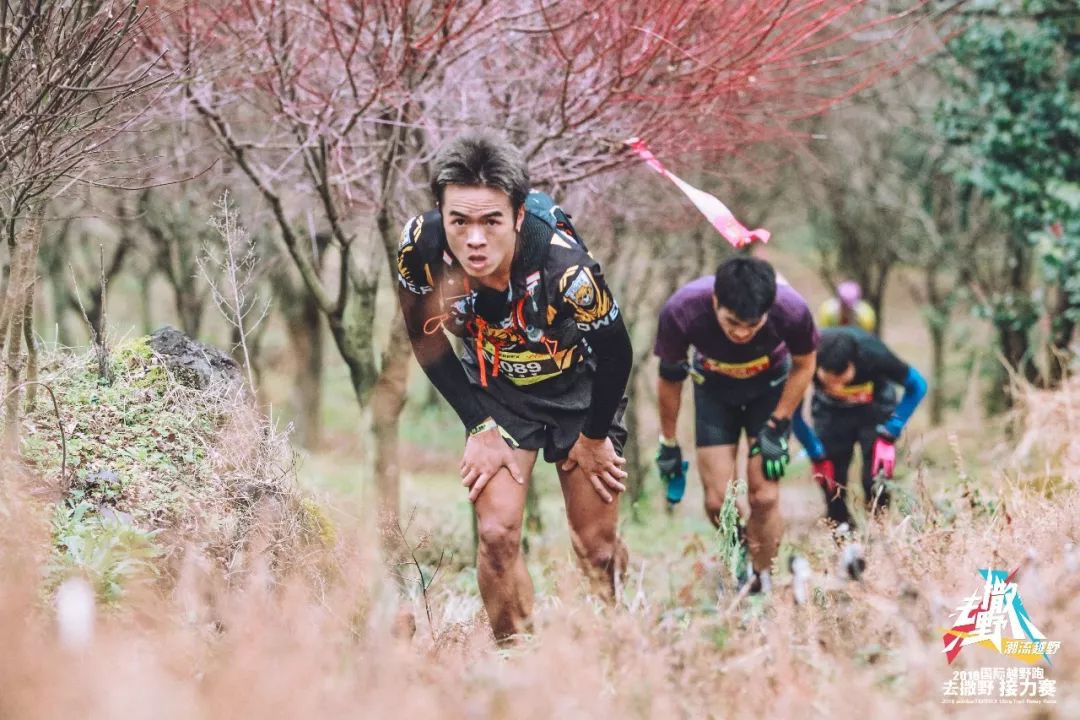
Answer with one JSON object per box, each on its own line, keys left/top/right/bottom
{"left": 469, "top": 417, "right": 499, "bottom": 436}
{"left": 768, "top": 415, "right": 791, "bottom": 434}
{"left": 875, "top": 423, "right": 897, "bottom": 442}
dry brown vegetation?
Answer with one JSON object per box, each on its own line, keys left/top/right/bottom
{"left": 0, "top": 347, "right": 1077, "bottom": 718}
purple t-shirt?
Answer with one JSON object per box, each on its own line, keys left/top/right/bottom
{"left": 653, "top": 276, "right": 818, "bottom": 381}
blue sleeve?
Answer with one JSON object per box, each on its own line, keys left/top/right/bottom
{"left": 791, "top": 401, "right": 825, "bottom": 460}
{"left": 882, "top": 367, "right": 928, "bottom": 438}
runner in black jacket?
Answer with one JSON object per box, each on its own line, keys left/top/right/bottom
{"left": 397, "top": 133, "right": 632, "bottom": 641}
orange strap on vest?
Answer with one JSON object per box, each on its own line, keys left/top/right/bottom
{"left": 471, "top": 316, "right": 504, "bottom": 388}
{"left": 422, "top": 275, "right": 537, "bottom": 388}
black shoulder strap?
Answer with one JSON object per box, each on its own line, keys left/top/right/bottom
{"left": 414, "top": 209, "right": 447, "bottom": 267}
{"left": 525, "top": 190, "right": 586, "bottom": 251}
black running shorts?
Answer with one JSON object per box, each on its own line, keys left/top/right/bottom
{"left": 692, "top": 360, "right": 789, "bottom": 447}
{"left": 472, "top": 372, "right": 628, "bottom": 463}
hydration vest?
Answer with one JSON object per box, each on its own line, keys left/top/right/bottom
{"left": 416, "top": 191, "right": 592, "bottom": 387}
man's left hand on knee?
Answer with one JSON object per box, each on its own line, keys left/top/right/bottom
{"left": 561, "top": 434, "right": 627, "bottom": 503}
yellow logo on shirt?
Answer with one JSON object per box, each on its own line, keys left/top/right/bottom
{"left": 559, "top": 265, "right": 613, "bottom": 323}
{"left": 701, "top": 355, "right": 771, "bottom": 379}
{"left": 827, "top": 381, "right": 874, "bottom": 404}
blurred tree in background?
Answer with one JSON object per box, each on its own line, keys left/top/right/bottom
{"left": 938, "top": 0, "right": 1080, "bottom": 404}
{"left": 141, "top": 0, "right": 923, "bottom": 517}
{"left": 0, "top": 0, "right": 164, "bottom": 436}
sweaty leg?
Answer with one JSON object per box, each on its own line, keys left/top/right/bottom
{"left": 473, "top": 448, "right": 539, "bottom": 642}
{"left": 742, "top": 378, "right": 788, "bottom": 575}
{"left": 558, "top": 463, "right": 627, "bottom": 601}
{"left": 696, "top": 444, "right": 741, "bottom": 528}
{"left": 693, "top": 381, "right": 745, "bottom": 528}
{"left": 745, "top": 447, "right": 782, "bottom": 574}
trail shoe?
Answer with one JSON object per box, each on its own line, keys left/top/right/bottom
{"left": 840, "top": 543, "right": 866, "bottom": 581}
{"left": 744, "top": 569, "right": 772, "bottom": 595}
{"left": 832, "top": 522, "right": 854, "bottom": 544}
{"left": 789, "top": 555, "right": 811, "bottom": 605}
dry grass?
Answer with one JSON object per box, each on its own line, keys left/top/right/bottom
{"left": 1, "top": 361, "right": 1079, "bottom": 718}
{"left": 15, "top": 339, "right": 327, "bottom": 595}
{"left": 2, "top": 484, "right": 1078, "bottom": 719}
{"left": 1014, "top": 377, "right": 1080, "bottom": 487}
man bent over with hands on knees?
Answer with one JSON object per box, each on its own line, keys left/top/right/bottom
{"left": 653, "top": 257, "right": 817, "bottom": 593}
{"left": 792, "top": 326, "right": 928, "bottom": 530}
{"left": 396, "top": 133, "right": 633, "bottom": 641}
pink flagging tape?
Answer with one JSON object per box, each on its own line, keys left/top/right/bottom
{"left": 627, "top": 137, "right": 770, "bottom": 248}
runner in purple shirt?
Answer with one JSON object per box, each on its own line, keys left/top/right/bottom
{"left": 653, "top": 256, "right": 818, "bottom": 593}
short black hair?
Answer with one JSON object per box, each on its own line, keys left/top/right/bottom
{"left": 430, "top": 132, "right": 529, "bottom": 212}
{"left": 817, "top": 329, "right": 858, "bottom": 373}
{"left": 712, "top": 256, "right": 777, "bottom": 320}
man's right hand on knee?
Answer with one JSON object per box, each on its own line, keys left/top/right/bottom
{"left": 460, "top": 418, "right": 524, "bottom": 502}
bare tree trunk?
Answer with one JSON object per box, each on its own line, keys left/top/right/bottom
{"left": 368, "top": 112, "right": 416, "bottom": 524}
{"left": 325, "top": 281, "right": 379, "bottom": 410}
{"left": 922, "top": 267, "right": 947, "bottom": 427}
{"left": 371, "top": 314, "right": 410, "bottom": 520}
{"left": 3, "top": 203, "right": 44, "bottom": 442}
{"left": 138, "top": 272, "right": 154, "bottom": 335}
{"left": 868, "top": 267, "right": 889, "bottom": 335}
{"left": 49, "top": 274, "right": 70, "bottom": 344}
{"left": 1046, "top": 288, "right": 1076, "bottom": 389}
{"left": 0, "top": 238, "right": 9, "bottom": 325}
{"left": 269, "top": 231, "right": 329, "bottom": 449}
{"left": 1001, "top": 327, "right": 1031, "bottom": 376}
{"left": 38, "top": 217, "right": 73, "bottom": 344}
{"left": 137, "top": 190, "right": 208, "bottom": 339}
{"left": 285, "top": 298, "right": 324, "bottom": 449}
{"left": 987, "top": 242, "right": 1038, "bottom": 412}
{"left": 178, "top": 289, "right": 204, "bottom": 339}
{"left": 929, "top": 321, "right": 946, "bottom": 426}
{"left": 990, "top": 324, "right": 1037, "bottom": 413}
{"left": 0, "top": 225, "right": 30, "bottom": 357}
{"left": 22, "top": 291, "right": 37, "bottom": 409}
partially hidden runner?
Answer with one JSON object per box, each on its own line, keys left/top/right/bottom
{"left": 817, "top": 280, "right": 877, "bottom": 333}
{"left": 653, "top": 257, "right": 818, "bottom": 593}
{"left": 792, "top": 326, "right": 928, "bottom": 531}
{"left": 396, "top": 133, "right": 633, "bottom": 642}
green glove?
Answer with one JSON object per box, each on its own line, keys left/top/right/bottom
{"left": 751, "top": 417, "right": 790, "bottom": 481}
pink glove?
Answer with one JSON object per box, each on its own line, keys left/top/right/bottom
{"left": 812, "top": 459, "right": 837, "bottom": 495}
{"left": 871, "top": 437, "right": 896, "bottom": 478}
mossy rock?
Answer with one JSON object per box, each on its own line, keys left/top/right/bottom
{"left": 147, "top": 326, "right": 243, "bottom": 391}
{"left": 21, "top": 334, "right": 331, "bottom": 602}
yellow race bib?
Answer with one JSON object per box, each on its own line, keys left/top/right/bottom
{"left": 700, "top": 355, "right": 771, "bottom": 380}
